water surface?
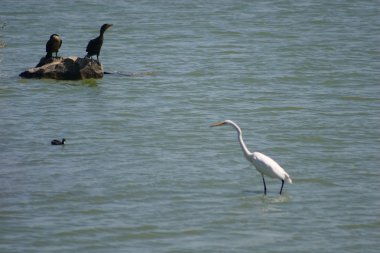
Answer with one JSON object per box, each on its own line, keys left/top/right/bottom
{"left": 1, "top": 1, "right": 379, "bottom": 252}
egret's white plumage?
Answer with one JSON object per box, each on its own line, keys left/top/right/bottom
{"left": 210, "top": 120, "right": 292, "bottom": 194}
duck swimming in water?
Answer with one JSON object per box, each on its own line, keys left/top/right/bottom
{"left": 85, "top": 24, "right": 113, "bottom": 61}
{"left": 51, "top": 138, "right": 66, "bottom": 145}
{"left": 46, "top": 34, "right": 62, "bottom": 58}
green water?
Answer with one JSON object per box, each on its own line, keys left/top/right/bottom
{"left": 1, "top": 1, "right": 379, "bottom": 252}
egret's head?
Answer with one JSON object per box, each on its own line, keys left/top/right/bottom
{"left": 210, "top": 120, "right": 233, "bottom": 127}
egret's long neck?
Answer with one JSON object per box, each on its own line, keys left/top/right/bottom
{"left": 230, "top": 122, "right": 252, "bottom": 158}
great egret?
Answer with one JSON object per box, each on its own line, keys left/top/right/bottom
{"left": 210, "top": 120, "right": 292, "bottom": 195}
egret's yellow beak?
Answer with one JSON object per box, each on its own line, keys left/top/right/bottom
{"left": 210, "top": 121, "right": 225, "bottom": 127}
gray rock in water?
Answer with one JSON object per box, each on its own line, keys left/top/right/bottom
{"left": 20, "top": 56, "right": 104, "bottom": 80}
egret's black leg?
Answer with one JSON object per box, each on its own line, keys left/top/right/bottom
{"left": 279, "top": 180, "right": 285, "bottom": 195}
{"left": 262, "top": 175, "right": 267, "bottom": 195}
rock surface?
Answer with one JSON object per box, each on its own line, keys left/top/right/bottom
{"left": 20, "top": 57, "right": 104, "bottom": 80}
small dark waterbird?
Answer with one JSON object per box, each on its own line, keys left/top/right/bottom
{"left": 46, "top": 34, "right": 62, "bottom": 58}
{"left": 210, "top": 120, "right": 292, "bottom": 195}
{"left": 51, "top": 138, "right": 66, "bottom": 145}
{"left": 85, "top": 24, "right": 113, "bottom": 61}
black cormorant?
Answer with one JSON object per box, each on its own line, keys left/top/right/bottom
{"left": 51, "top": 138, "right": 66, "bottom": 145}
{"left": 85, "top": 24, "right": 113, "bottom": 61}
{"left": 46, "top": 34, "right": 62, "bottom": 58}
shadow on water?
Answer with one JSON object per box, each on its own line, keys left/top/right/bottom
{"left": 17, "top": 71, "right": 156, "bottom": 87}
{"left": 20, "top": 78, "right": 100, "bottom": 87}
{"left": 104, "top": 71, "right": 157, "bottom": 77}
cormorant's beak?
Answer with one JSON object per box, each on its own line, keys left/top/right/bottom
{"left": 210, "top": 121, "right": 225, "bottom": 127}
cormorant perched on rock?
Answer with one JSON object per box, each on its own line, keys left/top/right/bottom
{"left": 51, "top": 138, "right": 66, "bottom": 145}
{"left": 46, "top": 34, "right": 62, "bottom": 58}
{"left": 85, "top": 24, "right": 113, "bottom": 61}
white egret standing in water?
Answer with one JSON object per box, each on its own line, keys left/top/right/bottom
{"left": 210, "top": 120, "right": 292, "bottom": 195}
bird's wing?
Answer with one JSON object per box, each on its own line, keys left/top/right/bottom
{"left": 86, "top": 37, "right": 102, "bottom": 54}
{"left": 46, "top": 40, "right": 51, "bottom": 52}
{"left": 86, "top": 39, "right": 95, "bottom": 53}
{"left": 252, "top": 152, "right": 288, "bottom": 180}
